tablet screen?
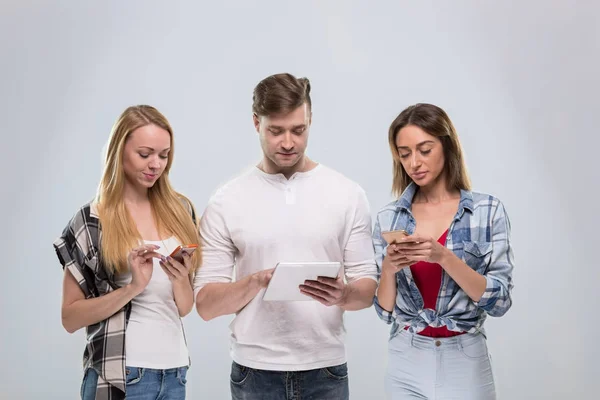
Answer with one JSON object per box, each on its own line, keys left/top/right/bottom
{"left": 263, "top": 261, "right": 342, "bottom": 301}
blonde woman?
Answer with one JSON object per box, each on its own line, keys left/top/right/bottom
{"left": 54, "top": 105, "right": 201, "bottom": 400}
{"left": 373, "top": 103, "right": 514, "bottom": 399}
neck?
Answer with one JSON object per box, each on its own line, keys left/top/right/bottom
{"left": 122, "top": 182, "right": 150, "bottom": 207}
{"left": 259, "top": 155, "right": 316, "bottom": 179}
{"left": 414, "top": 176, "right": 459, "bottom": 204}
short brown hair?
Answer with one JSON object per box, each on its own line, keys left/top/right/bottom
{"left": 388, "top": 103, "right": 471, "bottom": 197}
{"left": 252, "top": 73, "right": 312, "bottom": 116}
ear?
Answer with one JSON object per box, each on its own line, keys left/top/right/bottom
{"left": 253, "top": 113, "right": 260, "bottom": 133}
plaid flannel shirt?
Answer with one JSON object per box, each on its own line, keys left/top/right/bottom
{"left": 373, "top": 183, "right": 515, "bottom": 338}
{"left": 53, "top": 199, "right": 196, "bottom": 400}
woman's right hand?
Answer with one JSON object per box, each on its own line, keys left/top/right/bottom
{"left": 382, "top": 243, "right": 412, "bottom": 276}
{"left": 128, "top": 245, "right": 162, "bottom": 294}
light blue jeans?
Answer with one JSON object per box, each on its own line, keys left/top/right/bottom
{"left": 81, "top": 366, "right": 188, "bottom": 399}
{"left": 385, "top": 330, "right": 496, "bottom": 399}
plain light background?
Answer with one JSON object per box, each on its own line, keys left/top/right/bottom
{"left": 1, "top": 1, "right": 598, "bottom": 399}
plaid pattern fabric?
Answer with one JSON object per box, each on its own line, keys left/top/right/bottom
{"left": 53, "top": 199, "right": 197, "bottom": 399}
{"left": 372, "top": 183, "right": 515, "bottom": 338}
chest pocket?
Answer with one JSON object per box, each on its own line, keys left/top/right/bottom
{"left": 462, "top": 241, "right": 493, "bottom": 274}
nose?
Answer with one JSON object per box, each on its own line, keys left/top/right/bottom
{"left": 409, "top": 152, "right": 422, "bottom": 170}
{"left": 149, "top": 156, "right": 161, "bottom": 170}
{"left": 281, "top": 132, "right": 294, "bottom": 151}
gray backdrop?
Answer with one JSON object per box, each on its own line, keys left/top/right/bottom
{"left": 1, "top": 1, "right": 598, "bottom": 399}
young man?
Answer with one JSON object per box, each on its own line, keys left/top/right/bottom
{"left": 194, "top": 73, "right": 377, "bottom": 400}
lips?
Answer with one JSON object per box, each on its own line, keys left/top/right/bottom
{"left": 143, "top": 173, "right": 157, "bottom": 180}
{"left": 412, "top": 171, "right": 427, "bottom": 180}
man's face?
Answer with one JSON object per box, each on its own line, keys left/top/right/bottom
{"left": 254, "top": 103, "right": 311, "bottom": 172}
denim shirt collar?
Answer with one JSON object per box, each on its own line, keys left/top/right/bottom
{"left": 395, "top": 182, "right": 474, "bottom": 219}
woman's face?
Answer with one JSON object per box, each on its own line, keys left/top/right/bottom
{"left": 122, "top": 124, "right": 171, "bottom": 191}
{"left": 395, "top": 124, "right": 446, "bottom": 188}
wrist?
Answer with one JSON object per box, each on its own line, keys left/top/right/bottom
{"left": 126, "top": 283, "right": 143, "bottom": 297}
{"left": 172, "top": 278, "right": 191, "bottom": 290}
{"left": 337, "top": 283, "right": 351, "bottom": 307}
{"left": 438, "top": 247, "right": 455, "bottom": 268}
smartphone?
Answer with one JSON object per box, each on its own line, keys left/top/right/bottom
{"left": 168, "top": 244, "right": 198, "bottom": 263}
{"left": 381, "top": 230, "right": 409, "bottom": 244}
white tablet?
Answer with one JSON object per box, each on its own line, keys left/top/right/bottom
{"left": 262, "top": 261, "right": 343, "bottom": 301}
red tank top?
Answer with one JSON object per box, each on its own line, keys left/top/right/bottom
{"left": 407, "top": 229, "right": 464, "bottom": 337}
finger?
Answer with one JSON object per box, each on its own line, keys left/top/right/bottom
{"left": 166, "top": 256, "right": 187, "bottom": 271}
{"left": 160, "top": 262, "right": 177, "bottom": 279}
{"left": 160, "top": 260, "right": 182, "bottom": 278}
{"left": 315, "top": 276, "right": 342, "bottom": 287}
{"left": 388, "top": 252, "right": 412, "bottom": 261}
{"left": 404, "top": 255, "right": 429, "bottom": 262}
{"left": 132, "top": 245, "right": 160, "bottom": 255}
{"left": 304, "top": 279, "right": 337, "bottom": 292}
{"left": 399, "top": 235, "right": 426, "bottom": 244}
{"left": 395, "top": 241, "right": 430, "bottom": 250}
{"left": 299, "top": 288, "right": 332, "bottom": 305}
{"left": 181, "top": 253, "right": 193, "bottom": 271}
{"left": 398, "top": 251, "right": 430, "bottom": 258}
{"left": 299, "top": 284, "right": 336, "bottom": 302}
{"left": 138, "top": 251, "right": 163, "bottom": 261}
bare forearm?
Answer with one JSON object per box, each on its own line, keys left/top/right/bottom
{"left": 195, "top": 275, "right": 261, "bottom": 321}
{"left": 62, "top": 285, "right": 139, "bottom": 333}
{"left": 440, "top": 251, "right": 486, "bottom": 302}
{"left": 173, "top": 280, "right": 194, "bottom": 317}
{"left": 375, "top": 270, "right": 398, "bottom": 312}
{"left": 340, "top": 278, "right": 377, "bottom": 311}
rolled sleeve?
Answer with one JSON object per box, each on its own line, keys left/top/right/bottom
{"left": 193, "top": 195, "right": 236, "bottom": 299}
{"left": 372, "top": 214, "right": 399, "bottom": 324}
{"left": 373, "top": 295, "right": 398, "bottom": 324}
{"left": 53, "top": 208, "right": 96, "bottom": 298}
{"left": 473, "top": 201, "right": 515, "bottom": 316}
{"left": 343, "top": 188, "right": 377, "bottom": 283}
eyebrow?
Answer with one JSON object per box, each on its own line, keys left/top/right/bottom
{"left": 268, "top": 124, "right": 306, "bottom": 130}
{"left": 397, "top": 140, "right": 435, "bottom": 150}
{"left": 138, "top": 146, "right": 171, "bottom": 151}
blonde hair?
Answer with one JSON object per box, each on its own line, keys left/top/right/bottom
{"left": 388, "top": 103, "right": 471, "bottom": 197}
{"left": 96, "top": 105, "right": 201, "bottom": 274}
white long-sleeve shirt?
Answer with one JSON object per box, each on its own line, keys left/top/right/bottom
{"left": 193, "top": 164, "right": 377, "bottom": 371}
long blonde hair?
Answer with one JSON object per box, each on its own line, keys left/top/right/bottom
{"left": 388, "top": 103, "right": 471, "bottom": 197}
{"left": 96, "top": 105, "right": 201, "bottom": 274}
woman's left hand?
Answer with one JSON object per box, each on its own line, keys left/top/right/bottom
{"left": 160, "top": 253, "right": 192, "bottom": 286}
{"left": 394, "top": 235, "right": 449, "bottom": 265}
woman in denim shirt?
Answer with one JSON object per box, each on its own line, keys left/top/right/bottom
{"left": 373, "top": 103, "right": 514, "bottom": 399}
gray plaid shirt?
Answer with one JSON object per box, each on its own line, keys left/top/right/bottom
{"left": 373, "top": 183, "right": 515, "bottom": 338}
{"left": 53, "top": 199, "right": 196, "bottom": 399}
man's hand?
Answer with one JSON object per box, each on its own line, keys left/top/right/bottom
{"left": 251, "top": 268, "right": 275, "bottom": 289}
{"left": 299, "top": 275, "right": 348, "bottom": 307}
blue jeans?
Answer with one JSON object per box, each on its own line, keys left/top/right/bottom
{"left": 81, "top": 366, "right": 188, "bottom": 399}
{"left": 230, "top": 361, "right": 349, "bottom": 400}
{"left": 385, "top": 330, "right": 496, "bottom": 399}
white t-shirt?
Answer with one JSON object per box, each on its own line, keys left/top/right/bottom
{"left": 193, "top": 164, "right": 377, "bottom": 371}
{"left": 115, "top": 236, "right": 189, "bottom": 369}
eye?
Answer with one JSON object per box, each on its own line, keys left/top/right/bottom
{"left": 139, "top": 153, "right": 149, "bottom": 158}
{"left": 399, "top": 153, "right": 410, "bottom": 159}
{"left": 420, "top": 149, "right": 432, "bottom": 155}
{"left": 269, "top": 129, "right": 282, "bottom": 135}
{"left": 293, "top": 128, "right": 305, "bottom": 135}
{"left": 159, "top": 155, "right": 168, "bottom": 160}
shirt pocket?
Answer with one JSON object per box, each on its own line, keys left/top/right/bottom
{"left": 462, "top": 241, "right": 493, "bottom": 274}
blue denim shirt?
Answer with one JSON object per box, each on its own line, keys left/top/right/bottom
{"left": 373, "top": 183, "right": 514, "bottom": 338}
